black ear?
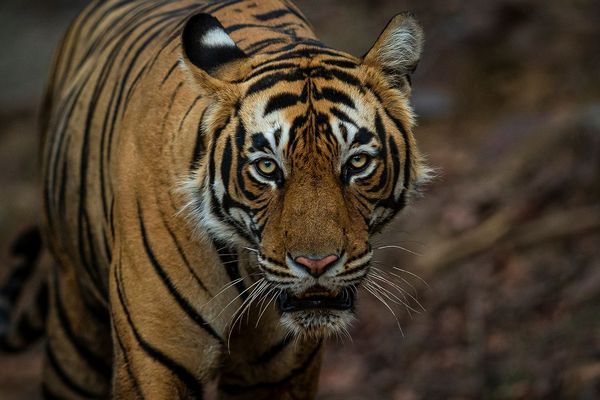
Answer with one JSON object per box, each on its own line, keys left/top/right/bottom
{"left": 182, "top": 13, "right": 247, "bottom": 74}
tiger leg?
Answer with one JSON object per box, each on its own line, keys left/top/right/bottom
{"left": 109, "top": 253, "right": 223, "bottom": 399}
{"left": 42, "top": 257, "right": 112, "bottom": 399}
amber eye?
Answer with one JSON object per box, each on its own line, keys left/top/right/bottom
{"left": 348, "top": 153, "right": 371, "bottom": 171}
{"left": 255, "top": 158, "right": 278, "bottom": 177}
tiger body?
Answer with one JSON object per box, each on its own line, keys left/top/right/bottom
{"left": 17, "top": 0, "right": 428, "bottom": 398}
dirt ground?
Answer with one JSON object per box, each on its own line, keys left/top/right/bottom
{"left": 1, "top": 0, "right": 599, "bottom": 399}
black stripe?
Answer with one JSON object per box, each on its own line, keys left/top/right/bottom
{"left": 251, "top": 132, "right": 270, "bottom": 152}
{"left": 317, "top": 87, "right": 355, "bottom": 109}
{"left": 114, "top": 322, "right": 145, "bottom": 399}
{"left": 78, "top": 6, "right": 176, "bottom": 303}
{"left": 77, "top": 212, "right": 105, "bottom": 299}
{"left": 137, "top": 203, "right": 224, "bottom": 344}
{"left": 114, "top": 262, "right": 204, "bottom": 398}
{"left": 53, "top": 273, "right": 111, "bottom": 379}
{"left": 263, "top": 93, "right": 300, "bottom": 116}
{"left": 226, "top": 23, "right": 264, "bottom": 33}
{"left": 73, "top": 0, "right": 153, "bottom": 73}
{"left": 178, "top": 95, "right": 202, "bottom": 133}
{"left": 161, "top": 81, "right": 184, "bottom": 134}
{"left": 100, "top": 229, "right": 113, "bottom": 269}
{"left": 207, "top": 126, "right": 257, "bottom": 243}
{"left": 56, "top": 136, "right": 71, "bottom": 221}
{"left": 163, "top": 221, "right": 211, "bottom": 296}
{"left": 202, "top": 0, "right": 242, "bottom": 14}
{"left": 315, "top": 67, "right": 363, "bottom": 88}
{"left": 321, "top": 59, "right": 358, "bottom": 69}
{"left": 124, "top": 63, "right": 148, "bottom": 106}
{"left": 161, "top": 60, "right": 180, "bottom": 86}
{"left": 220, "top": 341, "right": 322, "bottom": 394}
{"left": 98, "top": 4, "right": 190, "bottom": 232}
{"left": 388, "top": 114, "right": 411, "bottom": 192}
{"left": 242, "top": 61, "right": 299, "bottom": 82}
{"left": 252, "top": 336, "right": 292, "bottom": 364}
{"left": 46, "top": 342, "right": 102, "bottom": 398}
{"left": 221, "top": 137, "right": 234, "bottom": 188}
{"left": 106, "top": 6, "right": 197, "bottom": 162}
{"left": 251, "top": 47, "right": 348, "bottom": 71}
{"left": 365, "top": 115, "right": 390, "bottom": 195}
{"left": 190, "top": 108, "right": 208, "bottom": 170}
{"left": 330, "top": 107, "right": 357, "bottom": 126}
{"left": 246, "top": 38, "right": 288, "bottom": 55}
{"left": 214, "top": 240, "right": 247, "bottom": 300}
{"left": 254, "top": 9, "right": 292, "bottom": 21}
{"left": 45, "top": 73, "right": 88, "bottom": 234}
{"left": 245, "top": 69, "right": 305, "bottom": 96}
{"left": 54, "top": 0, "right": 104, "bottom": 90}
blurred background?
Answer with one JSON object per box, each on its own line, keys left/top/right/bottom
{"left": 1, "top": 0, "right": 599, "bottom": 398}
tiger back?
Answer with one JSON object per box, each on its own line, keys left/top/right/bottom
{"left": 10, "top": 0, "right": 429, "bottom": 398}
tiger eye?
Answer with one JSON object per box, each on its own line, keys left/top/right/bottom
{"left": 349, "top": 154, "right": 370, "bottom": 170}
{"left": 256, "top": 158, "right": 278, "bottom": 176}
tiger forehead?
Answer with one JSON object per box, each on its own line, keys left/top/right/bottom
{"left": 239, "top": 71, "right": 377, "bottom": 128}
{"left": 243, "top": 105, "right": 380, "bottom": 162}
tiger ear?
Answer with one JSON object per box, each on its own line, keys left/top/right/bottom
{"left": 181, "top": 13, "right": 248, "bottom": 93}
{"left": 362, "top": 13, "right": 424, "bottom": 88}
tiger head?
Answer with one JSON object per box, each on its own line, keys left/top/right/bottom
{"left": 181, "top": 13, "right": 430, "bottom": 337}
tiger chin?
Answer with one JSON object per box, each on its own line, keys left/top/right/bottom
{"left": 0, "top": 0, "right": 432, "bottom": 399}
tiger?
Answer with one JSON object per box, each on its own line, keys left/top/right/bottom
{"left": 0, "top": 0, "right": 430, "bottom": 398}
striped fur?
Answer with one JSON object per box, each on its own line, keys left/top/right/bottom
{"left": 2, "top": 0, "right": 428, "bottom": 398}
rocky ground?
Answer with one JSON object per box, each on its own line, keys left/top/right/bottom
{"left": 1, "top": 0, "right": 599, "bottom": 399}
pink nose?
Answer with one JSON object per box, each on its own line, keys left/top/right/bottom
{"left": 294, "top": 255, "right": 339, "bottom": 277}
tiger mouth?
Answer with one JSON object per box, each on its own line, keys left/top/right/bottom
{"left": 277, "top": 287, "right": 355, "bottom": 312}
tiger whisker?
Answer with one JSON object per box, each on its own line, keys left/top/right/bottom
{"left": 371, "top": 261, "right": 430, "bottom": 288}
{"left": 201, "top": 272, "right": 263, "bottom": 309}
{"left": 201, "top": 277, "right": 246, "bottom": 309}
{"left": 371, "top": 263, "right": 420, "bottom": 296}
{"left": 241, "top": 280, "right": 270, "bottom": 327}
{"left": 367, "top": 277, "right": 421, "bottom": 315}
{"left": 216, "top": 278, "right": 265, "bottom": 319}
{"left": 379, "top": 268, "right": 420, "bottom": 296}
{"left": 367, "top": 276, "right": 415, "bottom": 314}
{"left": 226, "top": 280, "right": 265, "bottom": 337}
{"left": 255, "top": 287, "right": 280, "bottom": 328}
{"left": 391, "top": 266, "right": 430, "bottom": 288}
{"left": 220, "top": 259, "right": 242, "bottom": 265}
{"left": 374, "top": 245, "right": 422, "bottom": 257}
{"left": 370, "top": 269, "right": 426, "bottom": 312}
{"left": 363, "top": 283, "right": 405, "bottom": 337}
{"left": 227, "top": 280, "right": 269, "bottom": 350}
{"left": 340, "top": 325, "right": 353, "bottom": 343}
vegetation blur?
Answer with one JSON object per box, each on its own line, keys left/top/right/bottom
{"left": 1, "top": 0, "right": 598, "bottom": 398}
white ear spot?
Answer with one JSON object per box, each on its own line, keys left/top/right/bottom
{"left": 201, "top": 28, "right": 236, "bottom": 48}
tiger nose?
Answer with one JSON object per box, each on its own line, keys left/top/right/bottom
{"left": 294, "top": 255, "right": 339, "bottom": 277}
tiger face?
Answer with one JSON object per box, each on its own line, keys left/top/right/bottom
{"left": 182, "top": 13, "right": 429, "bottom": 337}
